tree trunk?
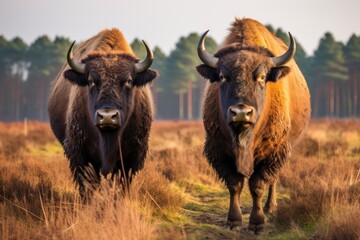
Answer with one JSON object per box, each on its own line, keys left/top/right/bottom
{"left": 198, "top": 78, "right": 206, "bottom": 119}
{"left": 329, "top": 79, "right": 334, "bottom": 116}
{"left": 37, "top": 77, "right": 45, "bottom": 120}
{"left": 335, "top": 80, "right": 340, "bottom": 117}
{"left": 179, "top": 92, "right": 184, "bottom": 120}
{"left": 354, "top": 71, "right": 358, "bottom": 116}
{"left": 187, "top": 80, "right": 192, "bottom": 120}
{"left": 15, "top": 75, "right": 20, "bottom": 120}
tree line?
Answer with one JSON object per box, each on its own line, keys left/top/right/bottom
{"left": 0, "top": 26, "right": 359, "bottom": 121}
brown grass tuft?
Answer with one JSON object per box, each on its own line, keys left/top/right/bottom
{"left": 314, "top": 206, "right": 360, "bottom": 240}
{"left": 132, "top": 162, "right": 185, "bottom": 214}
{"left": 273, "top": 119, "right": 360, "bottom": 237}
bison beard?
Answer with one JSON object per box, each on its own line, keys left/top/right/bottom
{"left": 233, "top": 129, "right": 254, "bottom": 178}
{"left": 99, "top": 131, "right": 120, "bottom": 176}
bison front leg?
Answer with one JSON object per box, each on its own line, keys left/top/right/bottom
{"left": 264, "top": 180, "right": 277, "bottom": 214}
{"left": 248, "top": 174, "right": 267, "bottom": 233}
{"left": 226, "top": 174, "right": 244, "bottom": 230}
{"left": 72, "top": 163, "right": 101, "bottom": 203}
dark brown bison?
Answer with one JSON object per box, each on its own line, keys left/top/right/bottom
{"left": 196, "top": 18, "right": 311, "bottom": 232}
{"left": 48, "top": 29, "right": 158, "bottom": 198}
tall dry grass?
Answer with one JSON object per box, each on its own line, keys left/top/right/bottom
{"left": 0, "top": 121, "right": 187, "bottom": 240}
{"left": 273, "top": 119, "right": 360, "bottom": 239}
{"left": 1, "top": 119, "right": 360, "bottom": 239}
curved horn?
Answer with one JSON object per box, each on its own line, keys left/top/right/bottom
{"left": 197, "top": 30, "right": 218, "bottom": 68}
{"left": 67, "top": 41, "right": 85, "bottom": 74}
{"left": 271, "top": 32, "right": 296, "bottom": 66}
{"left": 134, "top": 40, "right": 154, "bottom": 73}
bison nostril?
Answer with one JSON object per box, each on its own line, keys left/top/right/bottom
{"left": 229, "top": 107, "right": 240, "bottom": 116}
{"left": 97, "top": 112, "right": 104, "bottom": 120}
{"left": 245, "top": 109, "right": 253, "bottom": 118}
{"left": 111, "top": 112, "right": 118, "bottom": 120}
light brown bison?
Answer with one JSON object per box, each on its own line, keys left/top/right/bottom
{"left": 48, "top": 29, "right": 158, "bottom": 198}
{"left": 196, "top": 18, "right": 311, "bottom": 232}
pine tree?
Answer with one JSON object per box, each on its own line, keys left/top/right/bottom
{"left": 344, "top": 34, "right": 360, "bottom": 116}
{"left": 312, "top": 32, "right": 348, "bottom": 117}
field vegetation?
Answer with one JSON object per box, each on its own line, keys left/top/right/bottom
{"left": 0, "top": 120, "right": 360, "bottom": 239}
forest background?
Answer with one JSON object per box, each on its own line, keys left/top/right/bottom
{"left": 0, "top": 26, "right": 359, "bottom": 121}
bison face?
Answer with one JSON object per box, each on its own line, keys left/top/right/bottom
{"left": 196, "top": 31, "right": 294, "bottom": 138}
{"left": 63, "top": 41, "right": 158, "bottom": 132}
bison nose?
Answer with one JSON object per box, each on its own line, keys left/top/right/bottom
{"left": 228, "top": 104, "right": 256, "bottom": 125}
{"left": 95, "top": 109, "right": 120, "bottom": 130}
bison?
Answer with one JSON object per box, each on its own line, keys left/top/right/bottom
{"left": 48, "top": 29, "right": 158, "bottom": 198}
{"left": 196, "top": 18, "right": 311, "bottom": 232}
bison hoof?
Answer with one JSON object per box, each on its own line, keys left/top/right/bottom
{"left": 226, "top": 220, "right": 242, "bottom": 231}
{"left": 248, "top": 223, "right": 266, "bottom": 234}
{"left": 264, "top": 204, "right": 277, "bottom": 214}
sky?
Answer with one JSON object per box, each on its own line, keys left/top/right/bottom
{"left": 0, "top": 0, "right": 359, "bottom": 56}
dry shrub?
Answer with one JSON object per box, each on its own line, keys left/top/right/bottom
{"left": 0, "top": 165, "right": 160, "bottom": 240}
{"left": 0, "top": 121, "right": 57, "bottom": 159}
{"left": 149, "top": 146, "right": 212, "bottom": 182}
{"left": 69, "top": 181, "right": 157, "bottom": 240}
{"left": 148, "top": 121, "right": 218, "bottom": 186}
{"left": 293, "top": 135, "right": 320, "bottom": 157}
{"left": 276, "top": 155, "right": 357, "bottom": 229}
{"left": 0, "top": 122, "right": 163, "bottom": 240}
{"left": 133, "top": 162, "right": 185, "bottom": 214}
{"left": 274, "top": 119, "right": 360, "bottom": 234}
{"left": 348, "top": 180, "right": 360, "bottom": 202}
{"left": 321, "top": 139, "right": 349, "bottom": 158}
{"left": 1, "top": 185, "right": 157, "bottom": 240}
{"left": 314, "top": 206, "right": 360, "bottom": 240}
{"left": 0, "top": 133, "right": 27, "bottom": 158}
{"left": 26, "top": 127, "right": 56, "bottom": 145}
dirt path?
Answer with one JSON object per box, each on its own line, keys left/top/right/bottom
{"left": 179, "top": 180, "right": 275, "bottom": 240}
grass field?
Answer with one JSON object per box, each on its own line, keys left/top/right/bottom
{"left": 1, "top": 120, "right": 360, "bottom": 239}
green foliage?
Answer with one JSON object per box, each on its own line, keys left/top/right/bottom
{"left": 313, "top": 32, "right": 348, "bottom": 81}
{"left": 1, "top": 29, "right": 360, "bottom": 120}
{"left": 158, "top": 32, "right": 217, "bottom": 119}
{"left": 344, "top": 34, "right": 360, "bottom": 68}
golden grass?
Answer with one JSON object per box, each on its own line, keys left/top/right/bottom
{"left": 0, "top": 119, "right": 360, "bottom": 239}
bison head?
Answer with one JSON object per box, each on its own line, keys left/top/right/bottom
{"left": 64, "top": 41, "right": 157, "bottom": 131}
{"left": 63, "top": 41, "right": 158, "bottom": 175}
{"left": 196, "top": 31, "right": 295, "bottom": 176}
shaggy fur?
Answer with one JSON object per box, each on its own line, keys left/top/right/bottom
{"left": 48, "top": 29, "right": 157, "bottom": 199}
{"left": 197, "top": 18, "right": 311, "bottom": 232}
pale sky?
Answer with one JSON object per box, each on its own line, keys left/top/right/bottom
{"left": 0, "top": 0, "right": 359, "bottom": 56}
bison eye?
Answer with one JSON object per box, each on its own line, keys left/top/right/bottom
{"left": 219, "top": 72, "right": 227, "bottom": 83}
{"left": 89, "top": 81, "right": 96, "bottom": 88}
{"left": 257, "top": 75, "right": 266, "bottom": 82}
{"left": 124, "top": 79, "right": 133, "bottom": 88}
{"left": 256, "top": 74, "right": 266, "bottom": 88}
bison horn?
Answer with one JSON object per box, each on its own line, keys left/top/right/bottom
{"left": 134, "top": 40, "right": 154, "bottom": 73}
{"left": 271, "top": 32, "right": 296, "bottom": 66}
{"left": 67, "top": 41, "right": 86, "bottom": 74}
{"left": 197, "top": 30, "right": 218, "bottom": 68}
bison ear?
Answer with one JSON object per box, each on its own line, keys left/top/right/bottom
{"left": 63, "top": 69, "right": 88, "bottom": 86}
{"left": 133, "top": 69, "right": 158, "bottom": 87}
{"left": 196, "top": 64, "right": 219, "bottom": 83}
{"left": 267, "top": 66, "right": 291, "bottom": 82}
